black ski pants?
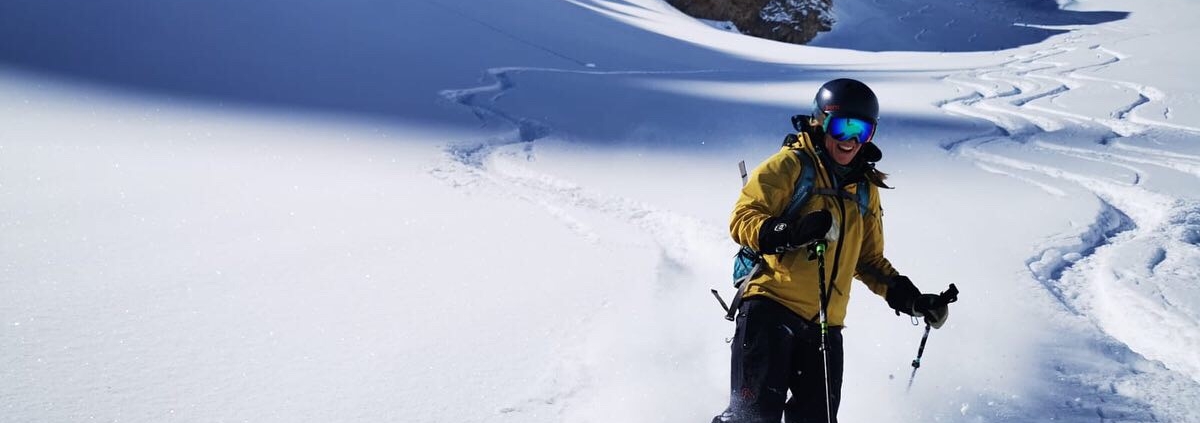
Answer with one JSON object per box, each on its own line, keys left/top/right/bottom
{"left": 713, "top": 297, "right": 844, "bottom": 423}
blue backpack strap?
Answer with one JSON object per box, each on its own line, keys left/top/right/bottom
{"left": 856, "top": 181, "right": 871, "bottom": 217}
{"left": 782, "top": 150, "right": 817, "bottom": 219}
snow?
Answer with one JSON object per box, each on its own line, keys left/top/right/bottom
{"left": 810, "top": 0, "right": 1130, "bottom": 52}
{"left": 2, "top": 0, "right": 1200, "bottom": 422}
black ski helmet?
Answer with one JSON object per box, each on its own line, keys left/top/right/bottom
{"left": 813, "top": 78, "right": 879, "bottom": 122}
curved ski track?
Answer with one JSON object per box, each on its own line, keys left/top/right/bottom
{"left": 429, "top": 66, "right": 733, "bottom": 419}
{"left": 430, "top": 66, "right": 727, "bottom": 253}
{"left": 938, "top": 25, "right": 1200, "bottom": 422}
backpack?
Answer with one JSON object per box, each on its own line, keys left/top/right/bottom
{"left": 715, "top": 129, "right": 871, "bottom": 321}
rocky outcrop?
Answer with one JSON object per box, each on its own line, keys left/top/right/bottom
{"left": 668, "top": 0, "right": 834, "bottom": 44}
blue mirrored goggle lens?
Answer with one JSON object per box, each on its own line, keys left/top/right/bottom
{"left": 824, "top": 115, "right": 876, "bottom": 144}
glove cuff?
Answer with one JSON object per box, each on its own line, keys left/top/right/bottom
{"left": 885, "top": 275, "right": 920, "bottom": 315}
{"left": 757, "top": 217, "right": 792, "bottom": 255}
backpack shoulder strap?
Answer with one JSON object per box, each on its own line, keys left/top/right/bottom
{"left": 856, "top": 181, "right": 871, "bottom": 217}
{"left": 782, "top": 149, "right": 817, "bottom": 219}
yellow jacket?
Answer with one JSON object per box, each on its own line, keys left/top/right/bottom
{"left": 730, "top": 132, "right": 899, "bottom": 326}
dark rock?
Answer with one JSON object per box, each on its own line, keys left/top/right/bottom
{"left": 667, "top": 0, "right": 833, "bottom": 44}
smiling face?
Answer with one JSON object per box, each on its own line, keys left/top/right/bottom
{"left": 823, "top": 132, "right": 861, "bottom": 165}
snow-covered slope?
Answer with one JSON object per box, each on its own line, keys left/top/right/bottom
{"left": 810, "top": 0, "right": 1129, "bottom": 52}
{"left": 2, "top": 0, "right": 1199, "bottom": 422}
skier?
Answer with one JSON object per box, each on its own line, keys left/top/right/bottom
{"left": 713, "top": 78, "right": 955, "bottom": 423}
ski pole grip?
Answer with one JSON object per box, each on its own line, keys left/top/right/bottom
{"left": 939, "top": 283, "right": 959, "bottom": 304}
{"left": 806, "top": 240, "right": 827, "bottom": 261}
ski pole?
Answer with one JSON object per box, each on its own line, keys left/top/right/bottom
{"left": 905, "top": 323, "right": 932, "bottom": 393}
{"left": 808, "top": 240, "right": 834, "bottom": 423}
{"left": 905, "top": 284, "right": 958, "bottom": 393}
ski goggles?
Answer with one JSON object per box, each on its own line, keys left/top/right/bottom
{"left": 823, "top": 115, "right": 877, "bottom": 144}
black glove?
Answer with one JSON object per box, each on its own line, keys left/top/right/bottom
{"left": 915, "top": 284, "right": 958, "bottom": 329}
{"left": 913, "top": 294, "right": 951, "bottom": 329}
{"left": 890, "top": 281, "right": 958, "bottom": 329}
{"left": 758, "top": 210, "right": 833, "bottom": 255}
{"left": 885, "top": 275, "right": 921, "bottom": 315}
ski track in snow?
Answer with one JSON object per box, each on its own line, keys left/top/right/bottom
{"left": 430, "top": 66, "right": 727, "bottom": 252}
{"left": 430, "top": 66, "right": 732, "bottom": 284}
{"left": 938, "top": 25, "right": 1200, "bottom": 422}
{"left": 430, "top": 66, "right": 733, "bottom": 418}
